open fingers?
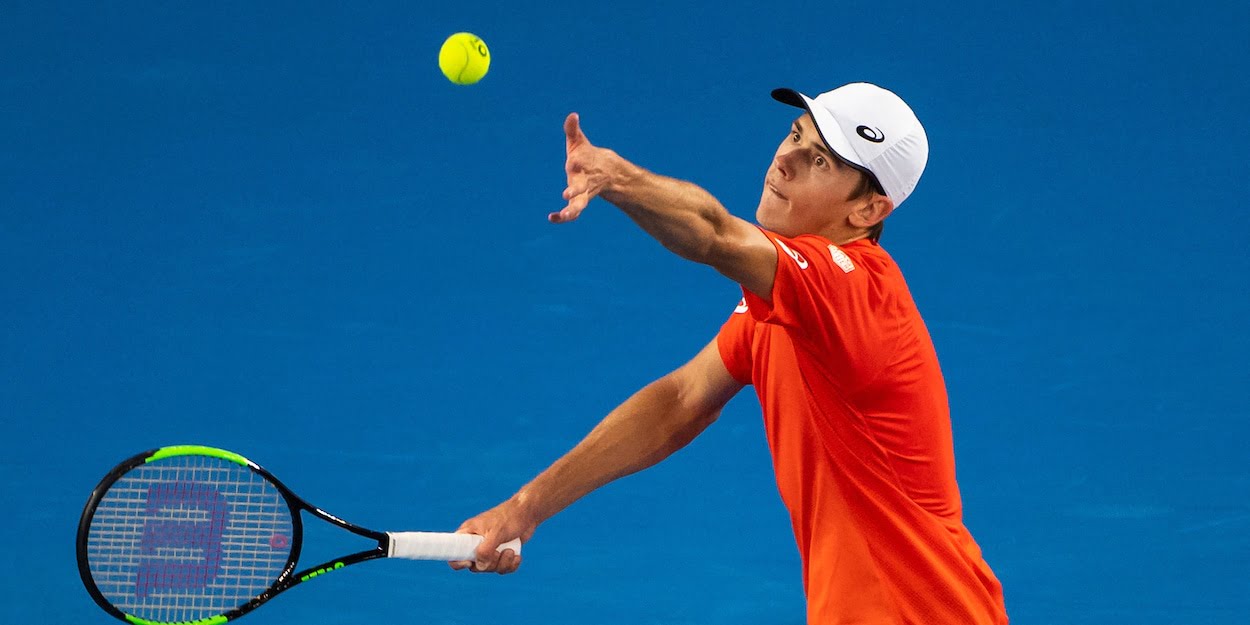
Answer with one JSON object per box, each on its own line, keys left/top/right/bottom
{"left": 563, "top": 183, "right": 587, "bottom": 200}
{"left": 549, "top": 194, "right": 589, "bottom": 223}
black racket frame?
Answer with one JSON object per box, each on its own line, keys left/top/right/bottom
{"left": 77, "top": 447, "right": 391, "bottom": 624}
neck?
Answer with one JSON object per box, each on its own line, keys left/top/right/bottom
{"left": 819, "top": 224, "right": 870, "bottom": 246}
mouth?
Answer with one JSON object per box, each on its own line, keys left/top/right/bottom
{"left": 767, "top": 183, "right": 788, "bottom": 200}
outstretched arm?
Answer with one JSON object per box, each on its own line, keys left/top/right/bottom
{"left": 553, "top": 113, "right": 778, "bottom": 300}
{"left": 450, "top": 339, "right": 744, "bottom": 574}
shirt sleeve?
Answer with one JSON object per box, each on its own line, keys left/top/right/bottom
{"left": 716, "top": 297, "right": 755, "bottom": 386}
{"left": 739, "top": 230, "right": 895, "bottom": 386}
{"left": 741, "top": 230, "right": 867, "bottom": 333}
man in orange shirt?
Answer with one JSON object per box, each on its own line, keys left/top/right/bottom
{"left": 451, "top": 83, "right": 1008, "bottom": 624}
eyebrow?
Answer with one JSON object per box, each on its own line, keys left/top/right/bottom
{"left": 792, "top": 121, "right": 835, "bottom": 159}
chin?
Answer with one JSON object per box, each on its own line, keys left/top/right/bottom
{"left": 755, "top": 207, "right": 788, "bottom": 236}
{"left": 755, "top": 197, "right": 780, "bottom": 229}
{"left": 755, "top": 209, "right": 776, "bottom": 232}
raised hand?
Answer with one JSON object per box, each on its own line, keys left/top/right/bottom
{"left": 550, "top": 113, "right": 615, "bottom": 224}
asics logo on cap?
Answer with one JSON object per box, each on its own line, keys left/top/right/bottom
{"left": 856, "top": 126, "right": 885, "bottom": 143}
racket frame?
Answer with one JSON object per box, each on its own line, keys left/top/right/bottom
{"left": 77, "top": 445, "right": 392, "bottom": 625}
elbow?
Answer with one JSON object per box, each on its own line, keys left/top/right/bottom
{"left": 660, "top": 407, "right": 718, "bottom": 457}
{"left": 697, "top": 406, "right": 722, "bottom": 428}
{"left": 654, "top": 375, "right": 720, "bottom": 445}
{"left": 673, "top": 385, "right": 723, "bottom": 433}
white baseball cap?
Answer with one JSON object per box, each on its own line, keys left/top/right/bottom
{"left": 772, "top": 82, "right": 929, "bottom": 208}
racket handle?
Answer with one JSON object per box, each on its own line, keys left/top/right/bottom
{"left": 386, "top": 531, "right": 522, "bottom": 561}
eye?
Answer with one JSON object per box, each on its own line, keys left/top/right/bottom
{"left": 815, "top": 155, "right": 827, "bottom": 168}
{"left": 791, "top": 131, "right": 800, "bottom": 142}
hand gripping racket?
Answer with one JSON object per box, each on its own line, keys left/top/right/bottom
{"left": 76, "top": 445, "right": 520, "bottom": 625}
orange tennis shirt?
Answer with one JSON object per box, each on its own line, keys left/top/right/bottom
{"left": 717, "top": 231, "right": 1008, "bottom": 625}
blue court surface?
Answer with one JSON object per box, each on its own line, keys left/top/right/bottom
{"left": 3, "top": 2, "right": 1248, "bottom": 623}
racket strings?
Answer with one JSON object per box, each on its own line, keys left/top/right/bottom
{"left": 86, "top": 455, "right": 295, "bottom": 623}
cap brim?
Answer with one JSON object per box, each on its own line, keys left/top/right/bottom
{"left": 770, "top": 87, "right": 807, "bottom": 109}
{"left": 771, "top": 88, "right": 879, "bottom": 186}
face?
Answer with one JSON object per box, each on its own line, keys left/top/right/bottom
{"left": 756, "top": 114, "right": 876, "bottom": 238}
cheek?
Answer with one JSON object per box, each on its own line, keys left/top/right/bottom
{"left": 790, "top": 185, "right": 822, "bottom": 211}
{"left": 790, "top": 180, "right": 846, "bottom": 219}
{"left": 810, "top": 176, "right": 849, "bottom": 206}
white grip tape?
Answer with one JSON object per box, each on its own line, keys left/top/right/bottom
{"left": 386, "top": 531, "right": 522, "bottom": 561}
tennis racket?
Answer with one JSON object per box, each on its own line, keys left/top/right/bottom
{"left": 76, "top": 445, "right": 520, "bottom": 625}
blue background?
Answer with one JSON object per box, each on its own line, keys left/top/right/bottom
{"left": 3, "top": 1, "right": 1248, "bottom": 623}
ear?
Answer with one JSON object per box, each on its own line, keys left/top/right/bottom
{"left": 848, "top": 194, "right": 894, "bottom": 229}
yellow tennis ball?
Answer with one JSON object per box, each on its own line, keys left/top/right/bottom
{"left": 438, "top": 32, "right": 490, "bottom": 85}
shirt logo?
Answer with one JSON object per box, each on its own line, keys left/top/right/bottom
{"left": 775, "top": 239, "right": 809, "bottom": 269}
{"left": 734, "top": 298, "right": 749, "bottom": 314}
{"left": 827, "top": 245, "right": 855, "bottom": 273}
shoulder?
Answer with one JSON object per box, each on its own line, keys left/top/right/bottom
{"left": 835, "top": 239, "right": 902, "bottom": 276}
{"left": 780, "top": 235, "right": 889, "bottom": 278}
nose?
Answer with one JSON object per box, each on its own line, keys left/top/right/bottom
{"left": 774, "top": 146, "right": 801, "bottom": 181}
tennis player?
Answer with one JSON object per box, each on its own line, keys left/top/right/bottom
{"left": 452, "top": 83, "right": 1008, "bottom": 624}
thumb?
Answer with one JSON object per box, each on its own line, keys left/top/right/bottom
{"left": 475, "top": 527, "right": 504, "bottom": 564}
{"left": 564, "top": 112, "right": 586, "bottom": 152}
{"left": 449, "top": 521, "right": 482, "bottom": 570}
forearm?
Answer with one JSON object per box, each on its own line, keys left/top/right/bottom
{"left": 599, "top": 152, "right": 737, "bottom": 264}
{"left": 511, "top": 374, "right": 716, "bottom": 525}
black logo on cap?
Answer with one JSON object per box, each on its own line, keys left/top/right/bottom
{"left": 856, "top": 126, "right": 885, "bottom": 143}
